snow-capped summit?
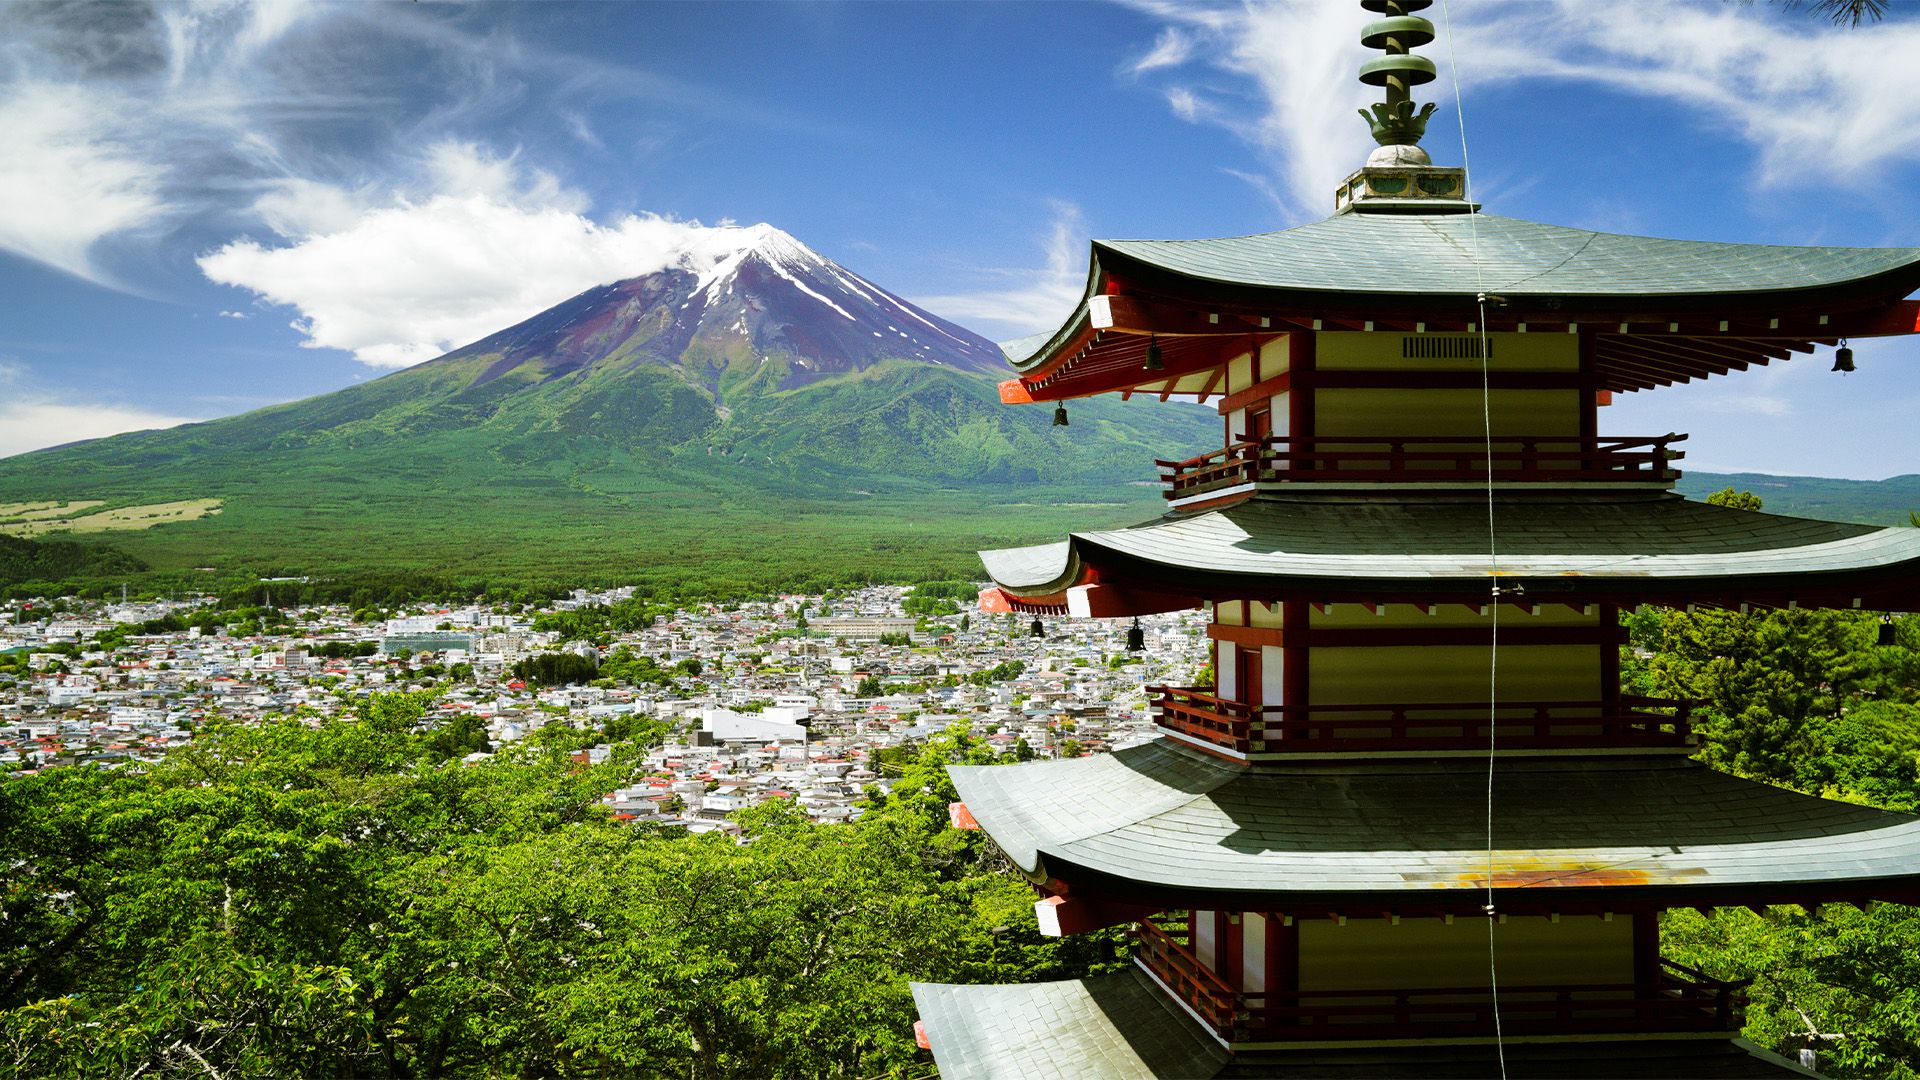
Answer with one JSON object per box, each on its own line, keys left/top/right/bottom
{"left": 453, "top": 222, "right": 1007, "bottom": 388}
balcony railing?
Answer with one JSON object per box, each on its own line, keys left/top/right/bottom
{"left": 1150, "top": 686, "right": 1694, "bottom": 755}
{"left": 1157, "top": 434, "right": 1685, "bottom": 501}
{"left": 1132, "top": 920, "right": 1745, "bottom": 1044}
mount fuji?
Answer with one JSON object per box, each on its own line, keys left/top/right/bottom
{"left": 0, "top": 224, "right": 1212, "bottom": 587}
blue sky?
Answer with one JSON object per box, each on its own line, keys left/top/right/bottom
{"left": 2, "top": 0, "right": 1918, "bottom": 478}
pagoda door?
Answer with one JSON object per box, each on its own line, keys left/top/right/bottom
{"left": 1244, "top": 403, "right": 1272, "bottom": 443}
{"left": 1236, "top": 642, "right": 1263, "bottom": 708}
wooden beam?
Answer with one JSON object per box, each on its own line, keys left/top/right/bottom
{"left": 1216, "top": 370, "right": 1293, "bottom": 415}
{"left": 1305, "top": 370, "right": 1595, "bottom": 391}
{"left": 1089, "top": 294, "right": 1282, "bottom": 337}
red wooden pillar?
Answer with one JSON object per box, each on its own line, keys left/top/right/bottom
{"left": 1577, "top": 328, "right": 1598, "bottom": 454}
{"left": 1290, "top": 332, "right": 1315, "bottom": 450}
{"left": 1282, "top": 600, "right": 1310, "bottom": 739}
{"left": 1218, "top": 911, "right": 1244, "bottom": 987}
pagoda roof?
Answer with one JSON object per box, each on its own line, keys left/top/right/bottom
{"left": 979, "top": 493, "right": 1920, "bottom": 606}
{"left": 949, "top": 742, "right": 1920, "bottom": 909}
{"left": 1083, "top": 214, "right": 1920, "bottom": 323}
{"left": 997, "top": 212, "right": 1920, "bottom": 399}
{"left": 911, "top": 970, "right": 1229, "bottom": 1079}
{"left": 912, "top": 973, "right": 1814, "bottom": 1078}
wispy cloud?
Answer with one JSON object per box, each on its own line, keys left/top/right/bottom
{"left": 910, "top": 201, "right": 1089, "bottom": 341}
{"left": 1122, "top": 0, "right": 1920, "bottom": 217}
{"left": 1455, "top": 2, "right": 1920, "bottom": 188}
{"left": 0, "top": 81, "right": 168, "bottom": 285}
{"left": 0, "top": 0, "right": 350, "bottom": 287}
{"left": 1126, "top": 27, "right": 1194, "bottom": 76}
{"left": 1117, "top": 0, "right": 1375, "bottom": 219}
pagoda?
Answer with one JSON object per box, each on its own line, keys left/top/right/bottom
{"left": 910, "top": 3, "right": 1920, "bottom": 1077}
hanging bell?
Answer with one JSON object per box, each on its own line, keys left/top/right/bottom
{"left": 1052, "top": 404, "right": 1069, "bottom": 427}
{"left": 1029, "top": 617, "right": 1045, "bottom": 638}
{"left": 1125, "top": 617, "right": 1145, "bottom": 652}
{"left": 1832, "top": 341, "right": 1855, "bottom": 373}
{"left": 1879, "top": 617, "right": 1897, "bottom": 647}
{"left": 1143, "top": 335, "right": 1165, "bottom": 371}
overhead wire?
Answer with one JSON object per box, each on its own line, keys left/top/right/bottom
{"left": 1438, "top": 1, "right": 1507, "bottom": 1076}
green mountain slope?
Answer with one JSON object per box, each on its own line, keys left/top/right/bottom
{"left": 0, "top": 231, "right": 1212, "bottom": 593}
{"left": 1678, "top": 472, "right": 1920, "bottom": 526}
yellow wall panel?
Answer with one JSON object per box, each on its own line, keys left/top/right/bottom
{"left": 1297, "top": 916, "right": 1632, "bottom": 990}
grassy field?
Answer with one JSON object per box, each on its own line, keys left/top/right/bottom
{"left": 0, "top": 499, "right": 222, "bottom": 537}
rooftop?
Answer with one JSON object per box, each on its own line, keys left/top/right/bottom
{"left": 950, "top": 740, "right": 1920, "bottom": 910}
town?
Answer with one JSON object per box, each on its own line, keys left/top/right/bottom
{"left": 0, "top": 585, "right": 1209, "bottom": 831}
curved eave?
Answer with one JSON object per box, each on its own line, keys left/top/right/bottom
{"left": 912, "top": 972, "right": 1231, "bottom": 1080}
{"left": 1092, "top": 214, "right": 1920, "bottom": 307}
{"left": 999, "top": 214, "right": 1920, "bottom": 401}
{"left": 951, "top": 742, "right": 1920, "bottom": 909}
{"left": 977, "top": 495, "right": 1920, "bottom": 607}
{"left": 1092, "top": 241, "right": 1920, "bottom": 320}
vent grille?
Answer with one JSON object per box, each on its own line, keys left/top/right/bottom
{"left": 1402, "top": 336, "right": 1492, "bottom": 359}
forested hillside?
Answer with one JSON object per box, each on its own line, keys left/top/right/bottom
{"left": 0, "top": 693, "right": 1119, "bottom": 1078}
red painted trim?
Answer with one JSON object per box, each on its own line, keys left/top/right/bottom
{"left": 1216, "top": 369, "right": 1293, "bottom": 415}
{"left": 1069, "top": 583, "right": 1205, "bottom": 618}
{"left": 999, "top": 379, "right": 1036, "bottom": 404}
{"left": 1275, "top": 915, "right": 1300, "bottom": 994}
{"left": 1219, "top": 910, "right": 1244, "bottom": 988}
{"left": 1290, "top": 334, "right": 1315, "bottom": 441}
{"left": 1283, "top": 600, "right": 1309, "bottom": 710}
{"left": 977, "top": 586, "right": 1072, "bottom": 615}
{"left": 1579, "top": 330, "right": 1598, "bottom": 450}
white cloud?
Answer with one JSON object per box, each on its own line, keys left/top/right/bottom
{"left": 1456, "top": 2, "right": 1920, "bottom": 188}
{"left": 200, "top": 167, "right": 781, "bottom": 367}
{"left": 1127, "top": 27, "right": 1194, "bottom": 76}
{"left": 251, "top": 177, "right": 378, "bottom": 239}
{"left": 219, "top": 310, "right": 248, "bottom": 319}
{"left": 0, "top": 398, "right": 201, "bottom": 459}
{"left": 1125, "top": 0, "right": 1920, "bottom": 216}
{"left": 911, "top": 202, "right": 1088, "bottom": 341}
{"left": 1164, "top": 87, "right": 1205, "bottom": 123}
{"left": 0, "top": 82, "right": 167, "bottom": 283}
{"left": 421, "top": 140, "right": 587, "bottom": 215}
{"left": 0, "top": 0, "right": 347, "bottom": 286}
{"left": 1119, "top": 1, "right": 1376, "bottom": 219}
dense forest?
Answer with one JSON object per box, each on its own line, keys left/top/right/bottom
{"left": 0, "top": 695, "right": 1120, "bottom": 1078}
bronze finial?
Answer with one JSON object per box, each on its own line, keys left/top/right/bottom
{"left": 1357, "top": 0, "right": 1439, "bottom": 147}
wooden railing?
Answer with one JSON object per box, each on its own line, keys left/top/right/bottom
{"left": 1147, "top": 686, "right": 1260, "bottom": 753}
{"left": 1150, "top": 686, "right": 1693, "bottom": 754}
{"left": 1157, "top": 434, "right": 1685, "bottom": 499}
{"left": 1131, "top": 921, "right": 1746, "bottom": 1043}
{"left": 1131, "top": 918, "right": 1238, "bottom": 1036}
